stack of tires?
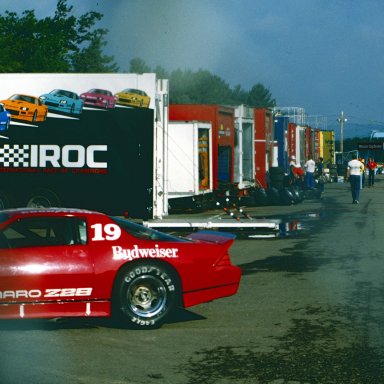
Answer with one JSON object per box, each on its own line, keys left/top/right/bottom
{"left": 247, "top": 186, "right": 269, "bottom": 206}
{"left": 267, "top": 167, "right": 303, "bottom": 205}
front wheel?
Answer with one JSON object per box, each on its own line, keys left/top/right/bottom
{"left": 114, "top": 263, "right": 180, "bottom": 328}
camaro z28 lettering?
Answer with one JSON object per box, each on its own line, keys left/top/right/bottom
{"left": 112, "top": 244, "right": 179, "bottom": 261}
{"left": 0, "top": 288, "right": 93, "bottom": 300}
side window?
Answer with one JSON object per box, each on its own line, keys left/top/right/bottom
{"left": 2, "top": 217, "right": 88, "bottom": 248}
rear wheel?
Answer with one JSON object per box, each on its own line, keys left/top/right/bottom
{"left": 114, "top": 262, "right": 180, "bottom": 328}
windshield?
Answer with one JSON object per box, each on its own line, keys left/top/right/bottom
{"left": 110, "top": 217, "right": 189, "bottom": 242}
{"left": 10, "top": 94, "right": 36, "bottom": 103}
{"left": 52, "top": 89, "right": 76, "bottom": 98}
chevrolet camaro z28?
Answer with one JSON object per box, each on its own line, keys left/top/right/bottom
{"left": 0, "top": 208, "right": 241, "bottom": 328}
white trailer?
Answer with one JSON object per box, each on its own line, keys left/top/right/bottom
{"left": 167, "top": 121, "right": 213, "bottom": 210}
{"left": 234, "top": 105, "right": 255, "bottom": 190}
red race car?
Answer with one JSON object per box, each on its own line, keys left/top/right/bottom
{"left": 0, "top": 208, "right": 241, "bottom": 328}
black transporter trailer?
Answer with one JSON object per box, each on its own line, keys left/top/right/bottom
{"left": 0, "top": 107, "right": 154, "bottom": 219}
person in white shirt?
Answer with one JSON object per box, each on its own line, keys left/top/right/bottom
{"left": 304, "top": 158, "right": 316, "bottom": 189}
{"left": 347, "top": 155, "right": 363, "bottom": 204}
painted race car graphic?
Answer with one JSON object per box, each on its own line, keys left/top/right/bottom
{"left": 0, "top": 103, "right": 11, "bottom": 131}
{"left": 80, "top": 88, "right": 116, "bottom": 109}
{"left": 115, "top": 88, "right": 151, "bottom": 108}
{"left": 0, "top": 208, "right": 241, "bottom": 328}
{"left": 0, "top": 94, "right": 48, "bottom": 122}
{"left": 40, "top": 89, "right": 84, "bottom": 115}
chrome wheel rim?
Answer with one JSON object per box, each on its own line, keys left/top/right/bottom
{"left": 127, "top": 275, "right": 167, "bottom": 318}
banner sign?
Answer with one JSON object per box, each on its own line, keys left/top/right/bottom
{"left": 357, "top": 142, "right": 384, "bottom": 150}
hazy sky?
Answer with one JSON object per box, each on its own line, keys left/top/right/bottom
{"left": 2, "top": 0, "right": 384, "bottom": 133}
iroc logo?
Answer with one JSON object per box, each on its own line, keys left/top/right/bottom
{"left": 0, "top": 144, "right": 108, "bottom": 168}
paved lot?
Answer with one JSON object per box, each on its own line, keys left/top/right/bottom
{"left": 1, "top": 177, "right": 384, "bottom": 383}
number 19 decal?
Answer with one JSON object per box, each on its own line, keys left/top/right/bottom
{"left": 91, "top": 223, "right": 121, "bottom": 241}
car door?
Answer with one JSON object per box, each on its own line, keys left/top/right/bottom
{"left": 0, "top": 215, "right": 95, "bottom": 304}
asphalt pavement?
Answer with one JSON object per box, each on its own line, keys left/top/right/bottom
{"left": 1, "top": 176, "right": 384, "bottom": 384}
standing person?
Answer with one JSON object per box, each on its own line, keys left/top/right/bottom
{"left": 360, "top": 158, "right": 365, "bottom": 189}
{"left": 289, "top": 156, "right": 304, "bottom": 189}
{"left": 347, "top": 155, "right": 364, "bottom": 204}
{"left": 316, "top": 157, "right": 325, "bottom": 193}
{"left": 366, "top": 157, "right": 377, "bottom": 187}
{"left": 304, "top": 157, "right": 316, "bottom": 189}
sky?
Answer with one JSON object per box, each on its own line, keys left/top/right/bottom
{"left": 2, "top": 0, "right": 384, "bottom": 136}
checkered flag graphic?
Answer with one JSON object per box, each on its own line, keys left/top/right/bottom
{"left": 0, "top": 144, "right": 30, "bottom": 167}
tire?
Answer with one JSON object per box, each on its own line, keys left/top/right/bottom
{"left": 269, "top": 173, "right": 285, "bottom": 182}
{"left": 0, "top": 191, "right": 11, "bottom": 209}
{"left": 289, "top": 187, "right": 303, "bottom": 203}
{"left": 26, "top": 189, "right": 61, "bottom": 208}
{"left": 266, "top": 187, "right": 281, "bottom": 205}
{"left": 32, "top": 110, "right": 37, "bottom": 122}
{"left": 279, "top": 188, "right": 294, "bottom": 205}
{"left": 269, "top": 166, "right": 285, "bottom": 175}
{"left": 270, "top": 180, "right": 284, "bottom": 189}
{"left": 253, "top": 187, "right": 268, "bottom": 205}
{"left": 113, "top": 262, "right": 180, "bottom": 328}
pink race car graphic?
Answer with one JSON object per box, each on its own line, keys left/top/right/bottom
{"left": 0, "top": 208, "right": 241, "bottom": 328}
{"left": 80, "top": 88, "right": 116, "bottom": 109}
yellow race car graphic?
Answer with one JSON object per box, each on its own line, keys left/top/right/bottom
{"left": 1, "top": 94, "right": 48, "bottom": 122}
{"left": 115, "top": 88, "right": 150, "bottom": 108}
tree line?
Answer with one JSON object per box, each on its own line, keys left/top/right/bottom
{"left": 0, "top": 0, "right": 275, "bottom": 108}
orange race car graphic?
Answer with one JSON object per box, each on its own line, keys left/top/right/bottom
{"left": 1, "top": 94, "right": 48, "bottom": 122}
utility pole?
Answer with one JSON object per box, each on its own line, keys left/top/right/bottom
{"left": 337, "top": 111, "right": 347, "bottom": 153}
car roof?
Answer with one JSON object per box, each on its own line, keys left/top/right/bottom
{"left": 0, "top": 207, "right": 103, "bottom": 220}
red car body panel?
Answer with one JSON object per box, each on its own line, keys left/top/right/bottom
{"left": 0, "top": 208, "right": 241, "bottom": 320}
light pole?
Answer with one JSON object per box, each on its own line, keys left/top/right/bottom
{"left": 337, "top": 111, "right": 347, "bottom": 153}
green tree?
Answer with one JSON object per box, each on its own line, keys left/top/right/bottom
{"left": 71, "top": 33, "right": 119, "bottom": 72}
{"left": 246, "top": 83, "right": 275, "bottom": 108}
{"left": 129, "top": 58, "right": 151, "bottom": 74}
{"left": 128, "top": 57, "right": 276, "bottom": 108}
{"left": 170, "top": 69, "right": 233, "bottom": 104}
{"left": 0, "top": 0, "right": 118, "bottom": 72}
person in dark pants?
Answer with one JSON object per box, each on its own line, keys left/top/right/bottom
{"left": 366, "top": 157, "right": 377, "bottom": 187}
{"left": 347, "top": 154, "right": 363, "bottom": 204}
{"left": 316, "top": 157, "right": 325, "bottom": 193}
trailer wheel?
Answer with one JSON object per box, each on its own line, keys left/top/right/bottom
{"left": 0, "top": 191, "right": 12, "bottom": 209}
{"left": 26, "top": 189, "right": 61, "bottom": 208}
{"left": 113, "top": 262, "right": 180, "bottom": 328}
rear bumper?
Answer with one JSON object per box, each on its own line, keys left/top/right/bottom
{"left": 182, "top": 265, "right": 241, "bottom": 308}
